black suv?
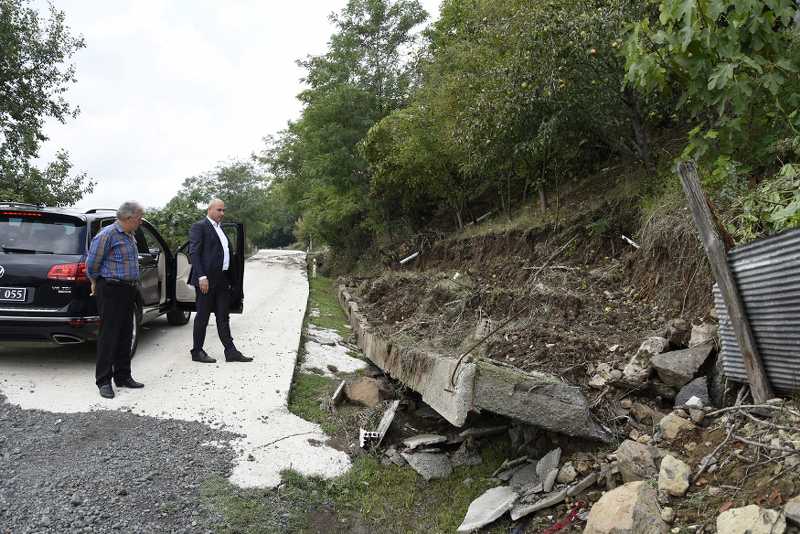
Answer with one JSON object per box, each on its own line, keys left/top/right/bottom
{"left": 0, "top": 202, "right": 245, "bottom": 356}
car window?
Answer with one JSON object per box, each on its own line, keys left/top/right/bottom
{"left": 134, "top": 228, "right": 149, "bottom": 254}
{"left": 139, "top": 225, "right": 162, "bottom": 254}
{"left": 89, "top": 218, "right": 115, "bottom": 240}
{"left": 0, "top": 211, "right": 86, "bottom": 255}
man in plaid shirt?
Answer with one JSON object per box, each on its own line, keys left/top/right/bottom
{"left": 86, "top": 201, "right": 145, "bottom": 399}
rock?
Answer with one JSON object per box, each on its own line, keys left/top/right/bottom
{"left": 536, "top": 448, "right": 561, "bottom": 480}
{"left": 661, "top": 506, "right": 675, "bottom": 523}
{"left": 623, "top": 337, "right": 669, "bottom": 383}
{"left": 614, "top": 440, "right": 660, "bottom": 483}
{"left": 584, "top": 481, "right": 668, "bottom": 534}
{"left": 557, "top": 462, "right": 577, "bottom": 484}
{"left": 384, "top": 447, "right": 406, "bottom": 467}
{"left": 716, "top": 505, "right": 786, "bottom": 534}
{"left": 630, "top": 403, "right": 658, "bottom": 424}
{"left": 590, "top": 363, "right": 615, "bottom": 389}
{"left": 402, "top": 434, "right": 447, "bottom": 450}
{"left": 659, "top": 414, "right": 695, "bottom": 440}
{"left": 689, "top": 409, "right": 704, "bottom": 424}
{"left": 620, "top": 399, "right": 633, "bottom": 409}
{"left": 456, "top": 486, "right": 518, "bottom": 532}
{"left": 543, "top": 468, "right": 559, "bottom": 493}
{"left": 345, "top": 377, "right": 393, "bottom": 408}
{"left": 785, "top": 495, "right": 800, "bottom": 525}
{"left": 510, "top": 488, "right": 567, "bottom": 521}
{"left": 450, "top": 442, "right": 482, "bottom": 468}
{"left": 400, "top": 452, "right": 452, "bottom": 481}
{"left": 689, "top": 322, "right": 717, "bottom": 347}
{"left": 510, "top": 463, "right": 540, "bottom": 489}
{"left": 665, "top": 319, "right": 690, "bottom": 348}
{"left": 674, "top": 374, "right": 711, "bottom": 408}
{"left": 651, "top": 344, "right": 714, "bottom": 387}
{"left": 658, "top": 455, "right": 690, "bottom": 497}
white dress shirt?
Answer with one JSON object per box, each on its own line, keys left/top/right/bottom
{"left": 199, "top": 216, "right": 230, "bottom": 281}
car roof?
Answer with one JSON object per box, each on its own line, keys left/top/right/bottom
{"left": 0, "top": 202, "right": 119, "bottom": 222}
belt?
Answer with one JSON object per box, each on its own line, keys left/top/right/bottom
{"left": 101, "top": 277, "right": 138, "bottom": 287}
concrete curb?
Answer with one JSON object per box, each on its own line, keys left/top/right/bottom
{"left": 337, "top": 285, "right": 611, "bottom": 442}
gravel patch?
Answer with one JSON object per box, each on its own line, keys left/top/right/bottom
{"left": 0, "top": 394, "right": 238, "bottom": 533}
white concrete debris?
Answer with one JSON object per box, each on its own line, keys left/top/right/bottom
{"left": 457, "top": 486, "right": 518, "bottom": 532}
{"left": 0, "top": 250, "right": 350, "bottom": 488}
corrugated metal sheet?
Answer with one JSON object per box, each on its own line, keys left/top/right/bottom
{"left": 714, "top": 228, "right": 800, "bottom": 392}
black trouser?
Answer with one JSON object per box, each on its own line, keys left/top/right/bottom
{"left": 95, "top": 279, "right": 137, "bottom": 386}
{"left": 192, "top": 273, "right": 235, "bottom": 353}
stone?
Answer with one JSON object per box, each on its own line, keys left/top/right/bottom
{"left": 510, "top": 488, "right": 567, "bottom": 521}
{"left": 614, "top": 440, "right": 660, "bottom": 483}
{"left": 584, "top": 481, "right": 668, "bottom": 534}
{"left": 623, "top": 337, "right": 669, "bottom": 383}
{"left": 401, "top": 452, "right": 453, "bottom": 481}
{"left": 689, "top": 322, "right": 717, "bottom": 347}
{"left": 665, "top": 319, "right": 691, "bottom": 348}
{"left": 675, "top": 377, "right": 711, "bottom": 409}
{"left": 590, "top": 363, "right": 615, "bottom": 389}
{"left": 557, "top": 462, "right": 577, "bottom": 484}
{"left": 659, "top": 414, "right": 695, "bottom": 440}
{"left": 542, "top": 469, "right": 559, "bottom": 493}
{"left": 630, "top": 402, "right": 657, "bottom": 424}
{"left": 620, "top": 399, "right": 633, "bottom": 409}
{"left": 651, "top": 344, "right": 714, "bottom": 387}
{"left": 661, "top": 507, "right": 675, "bottom": 523}
{"left": 785, "top": 495, "right": 800, "bottom": 525}
{"left": 510, "top": 463, "right": 540, "bottom": 489}
{"left": 658, "top": 455, "right": 690, "bottom": 497}
{"left": 344, "top": 377, "right": 393, "bottom": 408}
{"left": 450, "top": 442, "right": 482, "bottom": 468}
{"left": 536, "top": 448, "right": 561, "bottom": 479}
{"left": 402, "top": 434, "right": 447, "bottom": 450}
{"left": 689, "top": 409, "right": 704, "bottom": 424}
{"left": 716, "top": 505, "right": 786, "bottom": 534}
{"left": 457, "top": 486, "right": 518, "bottom": 532}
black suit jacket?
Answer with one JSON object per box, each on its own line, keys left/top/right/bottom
{"left": 188, "top": 218, "right": 232, "bottom": 289}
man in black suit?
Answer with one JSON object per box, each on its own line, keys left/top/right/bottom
{"left": 188, "top": 198, "right": 252, "bottom": 363}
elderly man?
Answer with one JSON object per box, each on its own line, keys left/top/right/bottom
{"left": 87, "top": 201, "right": 145, "bottom": 399}
{"left": 188, "top": 198, "right": 251, "bottom": 363}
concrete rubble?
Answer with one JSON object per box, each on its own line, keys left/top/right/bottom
{"left": 651, "top": 343, "right": 714, "bottom": 387}
{"left": 400, "top": 451, "right": 453, "bottom": 481}
{"left": 456, "top": 486, "right": 518, "bottom": 532}
{"left": 583, "top": 481, "right": 668, "bottom": 534}
{"left": 716, "top": 505, "right": 786, "bottom": 534}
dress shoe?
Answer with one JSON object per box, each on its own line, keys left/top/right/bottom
{"left": 98, "top": 383, "right": 115, "bottom": 399}
{"left": 114, "top": 377, "right": 144, "bottom": 388}
{"left": 225, "top": 349, "right": 253, "bottom": 362}
{"left": 191, "top": 349, "right": 216, "bottom": 363}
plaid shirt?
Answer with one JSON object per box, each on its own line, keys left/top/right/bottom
{"left": 86, "top": 221, "right": 140, "bottom": 281}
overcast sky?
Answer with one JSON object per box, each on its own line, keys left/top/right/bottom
{"left": 38, "top": 1, "right": 440, "bottom": 210}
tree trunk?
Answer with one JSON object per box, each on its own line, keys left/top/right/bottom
{"left": 538, "top": 187, "right": 548, "bottom": 212}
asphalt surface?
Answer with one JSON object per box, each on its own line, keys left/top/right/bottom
{"left": 0, "top": 250, "right": 351, "bottom": 532}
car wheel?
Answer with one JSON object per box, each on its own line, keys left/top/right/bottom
{"left": 167, "top": 308, "right": 191, "bottom": 325}
{"left": 129, "top": 304, "right": 142, "bottom": 359}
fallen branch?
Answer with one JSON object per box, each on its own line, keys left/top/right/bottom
{"left": 733, "top": 435, "right": 800, "bottom": 455}
{"left": 706, "top": 404, "right": 800, "bottom": 419}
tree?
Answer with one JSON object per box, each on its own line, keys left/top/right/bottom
{"left": 0, "top": 0, "right": 93, "bottom": 205}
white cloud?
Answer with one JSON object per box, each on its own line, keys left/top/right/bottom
{"left": 37, "top": 0, "right": 440, "bottom": 210}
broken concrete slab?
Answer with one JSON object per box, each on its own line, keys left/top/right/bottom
{"left": 459, "top": 425, "right": 508, "bottom": 440}
{"left": 457, "top": 486, "right": 518, "bottom": 532}
{"left": 651, "top": 343, "right": 714, "bottom": 387}
{"left": 473, "top": 363, "right": 611, "bottom": 442}
{"left": 584, "top": 481, "right": 668, "bottom": 534}
{"left": 689, "top": 322, "right": 717, "bottom": 347}
{"left": 542, "top": 469, "right": 558, "bottom": 493}
{"left": 331, "top": 380, "right": 346, "bottom": 406}
{"left": 401, "top": 451, "right": 453, "bottom": 481}
{"left": 450, "top": 442, "right": 483, "bottom": 467}
{"left": 402, "top": 434, "right": 447, "bottom": 450}
{"left": 784, "top": 495, "right": 800, "bottom": 525}
{"left": 510, "top": 488, "right": 567, "bottom": 521}
{"left": 491, "top": 456, "right": 528, "bottom": 478}
{"left": 375, "top": 400, "right": 400, "bottom": 447}
{"left": 536, "top": 448, "right": 561, "bottom": 479}
{"left": 510, "top": 462, "right": 540, "bottom": 489}
{"left": 566, "top": 471, "right": 599, "bottom": 497}
{"left": 716, "top": 504, "right": 786, "bottom": 534}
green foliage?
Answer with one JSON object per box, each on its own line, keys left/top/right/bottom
{"left": 0, "top": 0, "right": 93, "bottom": 205}
{"left": 626, "top": 0, "right": 800, "bottom": 177}
{"left": 146, "top": 161, "right": 270, "bottom": 251}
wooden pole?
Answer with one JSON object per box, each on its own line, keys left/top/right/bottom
{"left": 677, "top": 161, "right": 774, "bottom": 403}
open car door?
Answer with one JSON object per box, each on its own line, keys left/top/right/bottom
{"left": 174, "top": 222, "right": 245, "bottom": 313}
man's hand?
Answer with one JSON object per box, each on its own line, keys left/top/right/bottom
{"left": 90, "top": 280, "right": 96, "bottom": 296}
{"left": 199, "top": 278, "right": 209, "bottom": 294}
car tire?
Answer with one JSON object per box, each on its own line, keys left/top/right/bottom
{"left": 129, "top": 304, "right": 142, "bottom": 359}
{"left": 167, "top": 308, "right": 191, "bottom": 325}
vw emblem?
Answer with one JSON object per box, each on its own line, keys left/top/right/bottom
{"left": 0, "top": 265, "right": 4, "bottom": 278}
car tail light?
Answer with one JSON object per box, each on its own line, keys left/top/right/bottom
{"left": 48, "top": 262, "right": 89, "bottom": 282}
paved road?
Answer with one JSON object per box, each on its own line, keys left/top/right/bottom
{"left": 0, "top": 249, "right": 350, "bottom": 488}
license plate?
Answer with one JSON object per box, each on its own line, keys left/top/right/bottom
{"left": 0, "top": 287, "right": 26, "bottom": 302}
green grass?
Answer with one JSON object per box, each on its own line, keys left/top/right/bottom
{"left": 287, "top": 371, "right": 340, "bottom": 435}
{"left": 307, "top": 275, "right": 350, "bottom": 337}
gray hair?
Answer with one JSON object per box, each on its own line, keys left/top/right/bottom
{"left": 117, "top": 201, "right": 144, "bottom": 220}
{"left": 208, "top": 198, "right": 224, "bottom": 209}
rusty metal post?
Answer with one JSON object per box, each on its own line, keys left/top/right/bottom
{"left": 677, "top": 161, "right": 774, "bottom": 403}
